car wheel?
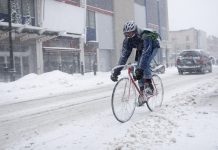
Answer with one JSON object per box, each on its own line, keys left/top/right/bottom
{"left": 201, "top": 66, "right": 206, "bottom": 74}
{"left": 208, "top": 65, "right": 212, "bottom": 73}
{"left": 178, "top": 70, "right": 183, "bottom": 75}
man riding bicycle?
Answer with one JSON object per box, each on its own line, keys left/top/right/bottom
{"left": 111, "top": 21, "right": 160, "bottom": 96}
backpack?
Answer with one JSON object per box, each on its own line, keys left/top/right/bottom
{"left": 140, "top": 29, "right": 161, "bottom": 41}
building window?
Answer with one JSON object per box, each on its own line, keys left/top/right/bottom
{"left": 21, "top": 0, "right": 35, "bottom": 25}
{"left": 0, "top": 0, "right": 9, "bottom": 22}
{"left": 135, "top": 0, "right": 144, "bottom": 6}
{"left": 172, "top": 37, "right": 176, "bottom": 41}
{"left": 55, "top": 0, "right": 81, "bottom": 6}
{"left": 87, "top": 10, "right": 95, "bottom": 29}
{"left": 186, "top": 44, "right": 190, "bottom": 49}
{"left": 86, "top": 10, "right": 96, "bottom": 41}
{"left": 0, "top": 0, "right": 35, "bottom": 26}
{"left": 68, "top": 0, "right": 80, "bottom": 3}
{"left": 0, "top": 0, "right": 8, "bottom": 14}
{"left": 186, "top": 36, "right": 190, "bottom": 41}
{"left": 87, "top": 0, "right": 113, "bottom": 11}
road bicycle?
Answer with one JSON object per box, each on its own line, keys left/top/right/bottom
{"left": 111, "top": 63, "right": 164, "bottom": 123}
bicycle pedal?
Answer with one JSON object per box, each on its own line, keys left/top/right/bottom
{"left": 137, "top": 96, "right": 147, "bottom": 107}
{"left": 138, "top": 101, "right": 146, "bottom": 107}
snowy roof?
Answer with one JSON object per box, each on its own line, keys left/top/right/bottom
{"left": 0, "top": 22, "right": 82, "bottom": 39}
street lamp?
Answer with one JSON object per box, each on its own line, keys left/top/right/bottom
{"left": 7, "top": 0, "right": 16, "bottom": 81}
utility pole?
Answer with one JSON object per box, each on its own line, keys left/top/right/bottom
{"left": 165, "top": 44, "right": 169, "bottom": 67}
{"left": 8, "top": 0, "right": 15, "bottom": 81}
{"left": 156, "top": 0, "right": 163, "bottom": 64}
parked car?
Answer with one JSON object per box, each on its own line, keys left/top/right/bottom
{"left": 176, "top": 49, "right": 212, "bottom": 75}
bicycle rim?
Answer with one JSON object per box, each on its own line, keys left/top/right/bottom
{"left": 146, "top": 74, "right": 164, "bottom": 111}
{"left": 111, "top": 77, "right": 137, "bottom": 123}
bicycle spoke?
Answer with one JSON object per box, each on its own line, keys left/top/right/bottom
{"left": 146, "top": 74, "right": 164, "bottom": 111}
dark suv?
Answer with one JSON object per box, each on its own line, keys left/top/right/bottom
{"left": 176, "top": 49, "right": 212, "bottom": 74}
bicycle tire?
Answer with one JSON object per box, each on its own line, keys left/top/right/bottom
{"left": 146, "top": 74, "right": 164, "bottom": 111}
{"left": 111, "top": 77, "right": 137, "bottom": 123}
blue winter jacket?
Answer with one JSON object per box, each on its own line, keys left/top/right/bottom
{"left": 116, "top": 28, "right": 160, "bottom": 73}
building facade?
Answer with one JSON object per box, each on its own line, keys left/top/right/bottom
{"left": 145, "top": 0, "right": 169, "bottom": 64}
{"left": 0, "top": 0, "right": 169, "bottom": 81}
{"left": 169, "top": 28, "right": 207, "bottom": 66}
{"left": 0, "top": 0, "right": 86, "bottom": 81}
{"left": 86, "top": 0, "right": 114, "bottom": 72}
{"left": 207, "top": 36, "right": 218, "bottom": 64}
{"left": 112, "top": 0, "right": 169, "bottom": 67}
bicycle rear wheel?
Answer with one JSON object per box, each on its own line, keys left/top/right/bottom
{"left": 111, "top": 77, "right": 137, "bottom": 123}
{"left": 146, "top": 74, "right": 164, "bottom": 111}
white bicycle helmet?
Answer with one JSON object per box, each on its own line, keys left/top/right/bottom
{"left": 123, "top": 21, "right": 137, "bottom": 33}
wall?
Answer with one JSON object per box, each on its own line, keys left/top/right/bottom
{"left": 169, "top": 28, "right": 209, "bottom": 65}
{"left": 169, "top": 28, "right": 198, "bottom": 53}
{"left": 197, "top": 30, "right": 207, "bottom": 50}
{"left": 145, "top": 0, "right": 158, "bottom": 30}
{"left": 134, "top": 3, "right": 146, "bottom": 28}
{"left": 96, "top": 13, "right": 114, "bottom": 49}
{"left": 43, "top": 0, "right": 85, "bottom": 34}
{"left": 207, "top": 36, "right": 218, "bottom": 61}
{"left": 113, "top": 0, "right": 135, "bottom": 67}
{"left": 96, "top": 13, "right": 114, "bottom": 71}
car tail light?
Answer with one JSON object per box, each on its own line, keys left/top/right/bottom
{"left": 198, "top": 57, "right": 204, "bottom": 64}
{"left": 176, "top": 59, "right": 180, "bottom": 65}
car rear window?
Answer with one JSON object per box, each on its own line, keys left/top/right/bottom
{"left": 179, "top": 51, "right": 200, "bottom": 57}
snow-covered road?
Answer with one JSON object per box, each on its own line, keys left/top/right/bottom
{"left": 1, "top": 67, "right": 218, "bottom": 150}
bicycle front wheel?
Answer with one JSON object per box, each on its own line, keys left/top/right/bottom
{"left": 146, "top": 74, "right": 164, "bottom": 111}
{"left": 111, "top": 77, "right": 137, "bottom": 123}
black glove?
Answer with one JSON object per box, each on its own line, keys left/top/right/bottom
{"left": 110, "top": 69, "right": 121, "bottom": 82}
{"left": 110, "top": 74, "right": 118, "bottom": 82}
{"left": 135, "top": 68, "right": 143, "bottom": 80}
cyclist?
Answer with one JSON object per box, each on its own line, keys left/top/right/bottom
{"left": 111, "top": 21, "right": 160, "bottom": 98}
